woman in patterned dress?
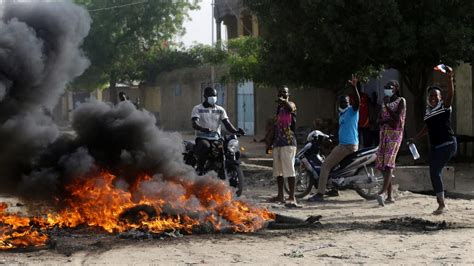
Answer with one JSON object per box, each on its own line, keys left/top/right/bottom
{"left": 375, "top": 80, "right": 406, "bottom": 206}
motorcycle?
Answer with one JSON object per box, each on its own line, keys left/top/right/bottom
{"left": 183, "top": 134, "right": 244, "bottom": 196}
{"left": 283, "top": 130, "right": 383, "bottom": 200}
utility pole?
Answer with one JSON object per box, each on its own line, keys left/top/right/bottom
{"left": 211, "top": 0, "right": 215, "bottom": 85}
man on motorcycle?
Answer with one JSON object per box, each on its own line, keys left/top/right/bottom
{"left": 191, "top": 87, "right": 245, "bottom": 174}
{"left": 308, "top": 74, "right": 360, "bottom": 202}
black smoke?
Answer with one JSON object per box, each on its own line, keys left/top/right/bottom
{"left": 0, "top": 2, "right": 225, "bottom": 204}
{"left": 0, "top": 2, "right": 91, "bottom": 193}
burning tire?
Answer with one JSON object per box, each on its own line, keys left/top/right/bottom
{"left": 227, "top": 165, "right": 244, "bottom": 197}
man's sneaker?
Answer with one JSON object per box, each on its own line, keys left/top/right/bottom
{"left": 307, "top": 193, "right": 324, "bottom": 203}
{"left": 325, "top": 189, "right": 340, "bottom": 197}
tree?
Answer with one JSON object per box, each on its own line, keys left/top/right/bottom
{"left": 73, "top": 0, "right": 199, "bottom": 102}
{"left": 244, "top": 0, "right": 397, "bottom": 89}
{"left": 385, "top": 0, "right": 473, "bottom": 128}
{"left": 245, "top": 0, "right": 473, "bottom": 128}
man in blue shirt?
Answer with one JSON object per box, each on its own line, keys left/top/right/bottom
{"left": 308, "top": 75, "right": 360, "bottom": 202}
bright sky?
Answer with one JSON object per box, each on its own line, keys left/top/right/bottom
{"left": 178, "top": 0, "right": 215, "bottom": 47}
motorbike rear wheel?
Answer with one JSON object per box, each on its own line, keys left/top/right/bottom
{"left": 355, "top": 165, "right": 383, "bottom": 200}
{"left": 227, "top": 165, "right": 244, "bottom": 197}
{"left": 283, "top": 162, "right": 315, "bottom": 198}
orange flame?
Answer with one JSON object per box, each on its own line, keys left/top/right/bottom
{"left": 0, "top": 171, "right": 275, "bottom": 250}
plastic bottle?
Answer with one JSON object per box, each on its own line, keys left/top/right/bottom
{"left": 408, "top": 142, "right": 420, "bottom": 160}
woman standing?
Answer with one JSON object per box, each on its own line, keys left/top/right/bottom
{"left": 375, "top": 80, "right": 406, "bottom": 206}
{"left": 410, "top": 69, "right": 456, "bottom": 215}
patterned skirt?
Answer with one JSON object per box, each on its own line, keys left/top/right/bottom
{"left": 376, "top": 127, "right": 404, "bottom": 170}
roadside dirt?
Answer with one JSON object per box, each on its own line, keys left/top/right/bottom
{"left": 1, "top": 167, "right": 473, "bottom": 264}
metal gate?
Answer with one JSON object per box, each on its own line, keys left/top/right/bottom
{"left": 237, "top": 81, "right": 255, "bottom": 135}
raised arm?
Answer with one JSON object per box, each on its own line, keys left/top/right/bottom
{"left": 348, "top": 74, "right": 360, "bottom": 111}
{"left": 444, "top": 71, "right": 455, "bottom": 108}
{"left": 385, "top": 98, "right": 406, "bottom": 128}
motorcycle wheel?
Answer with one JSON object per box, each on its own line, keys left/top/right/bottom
{"left": 283, "top": 162, "right": 315, "bottom": 198}
{"left": 355, "top": 165, "right": 383, "bottom": 200}
{"left": 227, "top": 165, "right": 244, "bottom": 197}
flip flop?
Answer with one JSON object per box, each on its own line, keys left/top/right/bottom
{"left": 267, "top": 196, "right": 285, "bottom": 204}
{"left": 432, "top": 207, "right": 449, "bottom": 215}
{"left": 284, "top": 202, "right": 303, "bottom": 209}
{"left": 386, "top": 198, "right": 395, "bottom": 204}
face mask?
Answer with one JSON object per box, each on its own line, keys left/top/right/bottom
{"left": 384, "top": 89, "right": 393, "bottom": 97}
{"left": 207, "top": 96, "right": 217, "bottom": 105}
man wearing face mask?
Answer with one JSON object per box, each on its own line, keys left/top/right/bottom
{"left": 308, "top": 74, "right": 360, "bottom": 203}
{"left": 191, "top": 87, "right": 245, "bottom": 174}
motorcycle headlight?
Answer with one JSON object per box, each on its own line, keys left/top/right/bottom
{"left": 227, "top": 139, "right": 239, "bottom": 153}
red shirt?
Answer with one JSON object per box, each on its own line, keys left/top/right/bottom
{"left": 350, "top": 92, "right": 369, "bottom": 128}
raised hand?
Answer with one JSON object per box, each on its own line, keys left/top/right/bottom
{"left": 348, "top": 73, "right": 358, "bottom": 88}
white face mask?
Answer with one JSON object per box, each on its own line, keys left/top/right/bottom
{"left": 384, "top": 89, "right": 394, "bottom": 97}
{"left": 207, "top": 96, "right": 217, "bottom": 105}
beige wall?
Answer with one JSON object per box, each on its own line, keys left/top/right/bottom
{"left": 140, "top": 66, "right": 237, "bottom": 131}
{"left": 454, "top": 63, "right": 473, "bottom": 136}
{"left": 255, "top": 85, "right": 337, "bottom": 136}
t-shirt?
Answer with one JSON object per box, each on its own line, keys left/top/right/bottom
{"left": 339, "top": 106, "right": 359, "bottom": 145}
{"left": 191, "top": 103, "right": 228, "bottom": 140}
{"left": 424, "top": 101, "right": 455, "bottom": 147}
{"left": 273, "top": 102, "right": 297, "bottom": 147}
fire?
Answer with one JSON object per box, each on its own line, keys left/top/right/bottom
{"left": 0, "top": 171, "right": 275, "bottom": 250}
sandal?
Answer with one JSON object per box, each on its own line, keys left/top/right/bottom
{"left": 385, "top": 198, "right": 395, "bottom": 204}
{"left": 267, "top": 196, "right": 285, "bottom": 204}
{"left": 432, "top": 207, "right": 449, "bottom": 215}
{"left": 284, "top": 202, "right": 303, "bottom": 208}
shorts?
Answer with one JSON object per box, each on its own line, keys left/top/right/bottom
{"left": 273, "top": 146, "right": 297, "bottom": 178}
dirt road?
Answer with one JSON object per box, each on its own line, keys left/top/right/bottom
{"left": 1, "top": 170, "right": 473, "bottom": 264}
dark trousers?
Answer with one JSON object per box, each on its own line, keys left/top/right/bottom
{"left": 368, "top": 129, "right": 380, "bottom": 147}
{"left": 429, "top": 140, "right": 457, "bottom": 195}
{"left": 195, "top": 138, "right": 212, "bottom": 172}
{"left": 358, "top": 127, "right": 371, "bottom": 148}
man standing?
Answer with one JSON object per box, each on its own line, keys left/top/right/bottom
{"left": 269, "top": 86, "right": 298, "bottom": 206}
{"left": 191, "top": 87, "right": 244, "bottom": 174}
{"left": 308, "top": 75, "right": 360, "bottom": 202}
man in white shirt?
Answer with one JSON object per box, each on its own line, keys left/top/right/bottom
{"left": 191, "top": 87, "right": 244, "bottom": 173}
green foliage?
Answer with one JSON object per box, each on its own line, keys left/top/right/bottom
{"left": 141, "top": 48, "right": 201, "bottom": 84}
{"left": 73, "top": 0, "right": 199, "bottom": 90}
{"left": 245, "top": 0, "right": 473, "bottom": 91}
{"left": 140, "top": 37, "right": 264, "bottom": 84}
{"left": 225, "top": 36, "right": 264, "bottom": 83}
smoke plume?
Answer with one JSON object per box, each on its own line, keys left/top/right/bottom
{"left": 0, "top": 1, "right": 234, "bottom": 207}
{"left": 0, "top": 2, "right": 91, "bottom": 192}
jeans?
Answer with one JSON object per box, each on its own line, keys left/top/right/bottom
{"left": 429, "top": 139, "right": 457, "bottom": 196}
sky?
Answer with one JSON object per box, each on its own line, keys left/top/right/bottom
{"left": 177, "top": 0, "right": 215, "bottom": 47}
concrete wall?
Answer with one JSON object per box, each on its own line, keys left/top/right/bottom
{"left": 254, "top": 85, "right": 337, "bottom": 136}
{"left": 454, "top": 63, "right": 473, "bottom": 156}
{"left": 140, "top": 66, "right": 237, "bottom": 131}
